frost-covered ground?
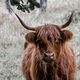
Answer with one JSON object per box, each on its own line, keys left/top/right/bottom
{"left": 0, "top": 0, "right": 80, "bottom": 80}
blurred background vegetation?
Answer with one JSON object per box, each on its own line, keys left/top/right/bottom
{"left": 0, "top": 0, "right": 80, "bottom": 80}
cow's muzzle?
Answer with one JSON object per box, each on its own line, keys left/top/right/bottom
{"left": 42, "top": 52, "right": 55, "bottom": 63}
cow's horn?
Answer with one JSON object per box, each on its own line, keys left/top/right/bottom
{"left": 15, "top": 13, "right": 36, "bottom": 31}
{"left": 61, "top": 11, "right": 74, "bottom": 28}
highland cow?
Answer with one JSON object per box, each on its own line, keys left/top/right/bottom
{"left": 5, "top": 1, "right": 76, "bottom": 80}
{"left": 19, "top": 13, "right": 76, "bottom": 80}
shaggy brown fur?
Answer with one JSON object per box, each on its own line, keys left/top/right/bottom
{"left": 22, "top": 24, "right": 76, "bottom": 80}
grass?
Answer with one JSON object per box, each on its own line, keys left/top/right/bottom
{"left": 0, "top": 0, "right": 80, "bottom": 80}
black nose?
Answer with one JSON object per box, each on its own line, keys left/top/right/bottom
{"left": 42, "top": 52, "right": 54, "bottom": 63}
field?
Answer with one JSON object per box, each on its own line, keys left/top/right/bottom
{"left": 0, "top": 0, "right": 80, "bottom": 80}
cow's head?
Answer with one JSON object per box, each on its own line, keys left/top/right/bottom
{"left": 15, "top": 12, "right": 73, "bottom": 63}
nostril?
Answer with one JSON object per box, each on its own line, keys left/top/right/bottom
{"left": 49, "top": 53, "right": 54, "bottom": 57}
{"left": 50, "top": 53, "right": 54, "bottom": 56}
{"left": 44, "top": 53, "right": 48, "bottom": 57}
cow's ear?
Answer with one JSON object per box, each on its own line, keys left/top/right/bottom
{"left": 61, "top": 30, "right": 73, "bottom": 42}
{"left": 25, "top": 32, "right": 37, "bottom": 43}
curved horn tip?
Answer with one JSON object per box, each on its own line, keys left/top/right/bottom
{"left": 15, "top": 13, "right": 36, "bottom": 31}
{"left": 61, "top": 11, "right": 75, "bottom": 29}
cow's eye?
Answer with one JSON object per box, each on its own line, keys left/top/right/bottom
{"left": 48, "top": 35, "right": 51, "bottom": 40}
{"left": 47, "top": 35, "right": 52, "bottom": 42}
